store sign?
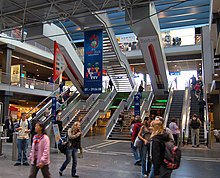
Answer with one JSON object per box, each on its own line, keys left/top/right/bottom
{"left": 84, "top": 29, "right": 103, "bottom": 94}
{"left": 169, "top": 71, "right": 180, "bottom": 76}
{"left": 11, "top": 65, "right": 21, "bottom": 84}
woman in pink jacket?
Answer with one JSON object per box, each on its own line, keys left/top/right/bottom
{"left": 28, "top": 121, "right": 52, "bottom": 178}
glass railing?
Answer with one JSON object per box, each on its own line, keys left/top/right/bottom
{"left": 0, "top": 72, "right": 59, "bottom": 91}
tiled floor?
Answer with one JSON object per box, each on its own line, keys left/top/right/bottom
{"left": 0, "top": 128, "right": 220, "bottom": 178}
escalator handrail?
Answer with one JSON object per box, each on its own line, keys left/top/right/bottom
{"left": 106, "top": 99, "right": 127, "bottom": 139}
{"left": 140, "top": 91, "right": 154, "bottom": 121}
{"left": 163, "top": 81, "right": 174, "bottom": 128}
{"left": 184, "top": 80, "right": 192, "bottom": 141}
{"left": 81, "top": 89, "right": 117, "bottom": 137}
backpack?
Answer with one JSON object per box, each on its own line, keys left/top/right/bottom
{"left": 163, "top": 141, "right": 181, "bottom": 170}
{"left": 58, "top": 135, "right": 68, "bottom": 154}
{"left": 190, "top": 119, "right": 200, "bottom": 129}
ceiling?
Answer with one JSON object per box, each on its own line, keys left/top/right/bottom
{"left": 0, "top": 0, "right": 210, "bottom": 43}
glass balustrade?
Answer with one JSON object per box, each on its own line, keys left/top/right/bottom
{"left": 0, "top": 72, "right": 58, "bottom": 91}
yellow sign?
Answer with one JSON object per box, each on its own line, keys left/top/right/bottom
{"left": 11, "top": 65, "right": 21, "bottom": 83}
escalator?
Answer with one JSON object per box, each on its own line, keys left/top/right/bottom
{"left": 81, "top": 89, "right": 117, "bottom": 137}
{"left": 27, "top": 23, "right": 84, "bottom": 94}
{"left": 187, "top": 92, "right": 205, "bottom": 145}
{"left": 167, "top": 90, "right": 185, "bottom": 127}
{"left": 108, "top": 91, "right": 153, "bottom": 140}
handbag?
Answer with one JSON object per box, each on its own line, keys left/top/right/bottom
{"left": 134, "top": 136, "right": 142, "bottom": 147}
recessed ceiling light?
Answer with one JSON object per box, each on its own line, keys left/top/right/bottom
{"left": 36, "top": 69, "right": 39, "bottom": 71}
{"left": 199, "top": 63, "right": 201, "bottom": 65}
{"left": 23, "top": 65, "right": 25, "bottom": 67}
{"left": 37, "top": 74, "right": 39, "bottom": 77}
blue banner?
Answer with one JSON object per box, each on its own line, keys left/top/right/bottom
{"left": 134, "top": 94, "right": 140, "bottom": 116}
{"left": 84, "top": 29, "right": 103, "bottom": 94}
{"left": 51, "top": 97, "right": 57, "bottom": 123}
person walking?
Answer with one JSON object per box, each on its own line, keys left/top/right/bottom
{"left": 131, "top": 115, "right": 143, "bottom": 166}
{"left": 30, "top": 113, "right": 39, "bottom": 145}
{"left": 138, "top": 117, "right": 152, "bottom": 177}
{"left": 189, "top": 114, "right": 201, "bottom": 147}
{"left": 169, "top": 118, "right": 179, "bottom": 146}
{"left": 59, "top": 121, "right": 81, "bottom": 177}
{"left": 14, "top": 112, "right": 31, "bottom": 166}
{"left": 28, "top": 121, "right": 52, "bottom": 178}
{"left": 149, "top": 121, "right": 173, "bottom": 178}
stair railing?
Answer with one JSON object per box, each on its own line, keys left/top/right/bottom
{"left": 95, "top": 12, "right": 135, "bottom": 89}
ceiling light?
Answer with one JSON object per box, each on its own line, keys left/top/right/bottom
{"left": 37, "top": 74, "right": 39, "bottom": 77}
{"left": 23, "top": 65, "right": 25, "bottom": 67}
{"left": 199, "top": 63, "right": 201, "bottom": 65}
{"left": 174, "top": 65, "right": 177, "bottom": 67}
{"left": 37, "top": 69, "right": 39, "bottom": 71}
{"left": 214, "top": 74, "right": 219, "bottom": 77}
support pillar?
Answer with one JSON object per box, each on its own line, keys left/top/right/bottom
{"left": 1, "top": 44, "right": 15, "bottom": 84}
{"left": 0, "top": 91, "right": 13, "bottom": 123}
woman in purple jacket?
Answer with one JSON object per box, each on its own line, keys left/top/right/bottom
{"left": 28, "top": 122, "right": 52, "bottom": 178}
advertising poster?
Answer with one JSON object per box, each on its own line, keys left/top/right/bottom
{"left": 11, "top": 65, "right": 21, "bottom": 84}
{"left": 84, "top": 29, "right": 103, "bottom": 94}
{"left": 134, "top": 94, "right": 140, "bottom": 116}
{"left": 52, "top": 124, "right": 61, "bottom": 144}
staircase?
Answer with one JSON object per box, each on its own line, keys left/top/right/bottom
{"left": 62, "top": 110, "right": 88, "bottom": 135}
{"left": 96, "top": 13, "right": 135, "bottom": 92}
{"left": 167, "top": 90, "right": 185, "bottom": 127}
{"left": 108, "top": 110, "right": 132, "bottom": 141}
{"left": 188, "top": 92, "right": 205, "bottom": 144}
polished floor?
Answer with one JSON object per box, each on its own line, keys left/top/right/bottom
{"left": 0, "top": 128, "right": 220, "bottom": 178}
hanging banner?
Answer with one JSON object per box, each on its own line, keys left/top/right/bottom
{"left": 51, "top": 97, "right": 57, "bottom": 123}
{"left": 52, "top": 124, "right": 61, "bottom": 144}
{"left": 53, "top": 41, "right": 67, "bottom": 82}
{"left": 134, "top": 94, "right": 140, "bottom": 116}
{"left": 84, "top": 29, "right": 103, "bottom": 94}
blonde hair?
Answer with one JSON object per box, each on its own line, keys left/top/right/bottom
{"left": 71, "top": 121, "right": 81, "bottom": 133}
{"left": 150, "top": 121, "right": 164, "bottom": 138}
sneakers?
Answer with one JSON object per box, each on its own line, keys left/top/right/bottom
{"left": 23, "top": 162, "right": 29, "bottom": 166}
{"left": 14, "top": 163, "right": 21, "bottom": 166}
{"left": 72, "top": 175, "right": 79, "bottom": 177}
{"left": 59, "top": 171, "right": 63, "bottom": 176}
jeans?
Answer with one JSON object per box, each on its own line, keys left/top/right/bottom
{"left": 60, "top": 147, "right": 78, "bottom": 176}
{"left": 29, "top": 164, "right": 52, "bottom": 178}
{"left": 149, "top": 165, "right": 172, "bottom": 178}
{"left": 16, "top": 139, "right": 29, "bottom": 164}
{"left": 140, "top": 143, "right": 151, "bottom": 175}
{"left": 131, "top": 142, "right": 140, "bottom": 164}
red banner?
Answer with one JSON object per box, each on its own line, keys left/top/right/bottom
{"left": 53, "top": 41, "right": 67, "bottom": 82}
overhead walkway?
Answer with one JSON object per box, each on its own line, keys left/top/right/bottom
{"left": 27, "top": 23, "right": 84, "bottom": 94}
{"left": 126, "top": 2, "right": 169, "bottom": 94}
